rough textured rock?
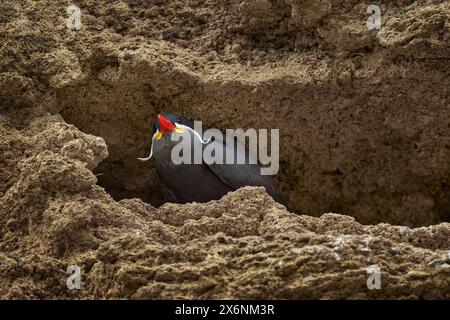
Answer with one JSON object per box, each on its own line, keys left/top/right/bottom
{"left": 0, "top": 0, "right": 449, "bottom": 299}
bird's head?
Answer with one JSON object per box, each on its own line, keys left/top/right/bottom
{"left": 138, "top": 113, "right": 208, "bottom": 161}
{"left": 152, "top": 113, "right": 193, "bottom": 141}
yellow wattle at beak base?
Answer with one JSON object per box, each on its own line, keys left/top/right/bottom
{"left": 174, "top": 127, "right": 185, "bottom": 134}
{"left": 156, "top": 131, "right": 163, "bottom": 141}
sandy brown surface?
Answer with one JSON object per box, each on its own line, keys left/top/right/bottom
{"left": 0, "top": 0, "right": 449, "bottom": 299}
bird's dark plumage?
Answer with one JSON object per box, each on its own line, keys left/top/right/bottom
{"left": 149, "top": 113, "right": 285, "bottom": 205}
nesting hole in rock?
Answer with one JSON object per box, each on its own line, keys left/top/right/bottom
{"left": 58, "top": 78, "right": 450, "bottom": 227}
{"left": 59, "top": 82, "right": 295, "bottom": 210}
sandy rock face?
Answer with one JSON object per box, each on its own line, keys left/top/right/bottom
{"left": 0, "top": 0, "right": 449, "bottom": 299}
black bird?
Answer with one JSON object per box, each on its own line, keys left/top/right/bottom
{"left": 139, "top": 113, "right": 285, "bottom": 205}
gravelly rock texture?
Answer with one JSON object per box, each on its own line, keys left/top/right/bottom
{"left": 0, "top": 0, "right": 449, "bottom": 299}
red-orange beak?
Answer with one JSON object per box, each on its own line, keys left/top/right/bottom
{"left": 158, "top": 114, "right": 175, "bottom": 133}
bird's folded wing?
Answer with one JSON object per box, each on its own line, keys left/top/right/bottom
{"left": 202, "top": 138, "right": 285, "bottom": 205}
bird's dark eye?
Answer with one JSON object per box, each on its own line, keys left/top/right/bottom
{"left": 176, "top": 118, "right": 182, "bottom": 123}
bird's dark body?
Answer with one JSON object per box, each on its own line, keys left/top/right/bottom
{"left": 153, "top": 136, "right": 234, "bottom": 203}
{"left": 151, "top": 113, "right": 285, "bottom": 205}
